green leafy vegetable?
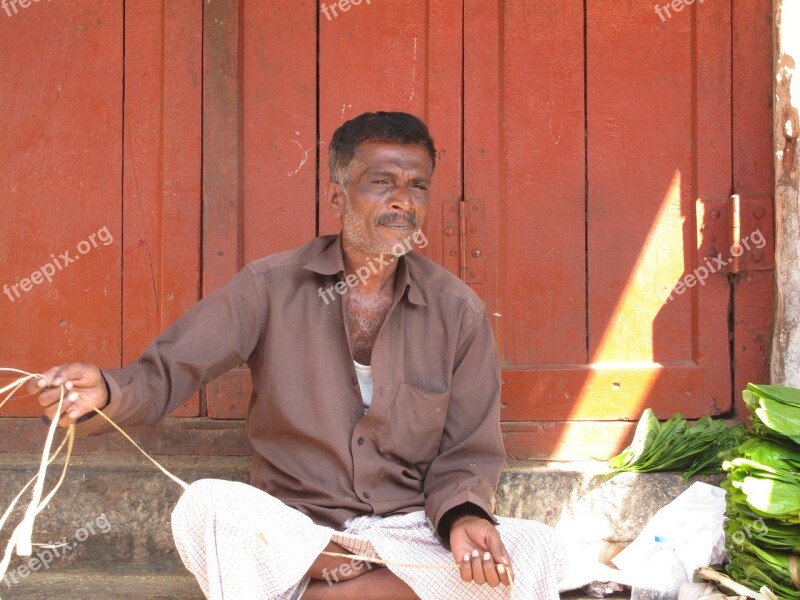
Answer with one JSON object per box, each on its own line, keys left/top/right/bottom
{"left": 723, "top": 383, "right": 800, "bottom": 599}
{"left": 608, "top": 410, "right": 743, "bottom": 478}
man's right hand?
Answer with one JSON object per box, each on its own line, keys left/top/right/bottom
{"left": 28, "top": 363, "right": 108, "bottom": 427}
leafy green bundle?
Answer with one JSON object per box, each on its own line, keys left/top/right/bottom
{"left": 723, "top": 384, "right": 800, "bottom": 598}
{"left": 744, "top": 383, "right": 800, "bottom": 444}
{"left": 608, "top": 409, "right": 744, "bottom": 478}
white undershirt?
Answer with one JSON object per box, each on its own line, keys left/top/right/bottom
{"left": 353, "top": 361, "right": 373, "bottom": 411}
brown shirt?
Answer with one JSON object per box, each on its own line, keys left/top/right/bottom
{"left": 77, "top": 235, "right": 505, "bottom": 533}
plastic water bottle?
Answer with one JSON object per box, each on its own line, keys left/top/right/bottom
{"left": 630, "top": 535, "right": 689, "bottom": 600}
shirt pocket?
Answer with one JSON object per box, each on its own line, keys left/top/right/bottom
{"left": 382, "top": 382, "right": 451, "bottom": 470}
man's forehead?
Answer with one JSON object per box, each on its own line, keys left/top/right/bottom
{"left": 354, "top": 141, "right": 432, "bottom": 172}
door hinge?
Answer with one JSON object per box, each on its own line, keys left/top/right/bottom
{"left": 442, "top": 200, "right": 485, "bottom": 283}
{"left": 729, "top": 194, "right": 774, "bottom": 273}
{"left": 697, "top": 195, "right": 774, "bottom": 274}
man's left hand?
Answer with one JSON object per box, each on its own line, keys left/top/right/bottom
{"left": 450, "top": 515, "right": 513, "bottom": 587}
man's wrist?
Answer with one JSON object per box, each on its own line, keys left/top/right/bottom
{"left": 437, "top": 503, "right": 493, "bottom": 546}
{"left": 74, "top": 374, "right": 111, "bottom": 424}
{"left": 450, "top": 513, "right": 485, "bottom": 529}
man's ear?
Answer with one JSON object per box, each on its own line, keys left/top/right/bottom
{"left": 325, "top": 181, "right": 345, "bottom": 219}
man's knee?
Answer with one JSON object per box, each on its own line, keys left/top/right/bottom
{"left": 171, "top": 478, "right": 238, "bottom": 541}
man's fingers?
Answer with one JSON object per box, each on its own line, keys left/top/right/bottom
{"left": 469, "top": 549, "right": 486, "bottom": 585}
{"left": 459, "top": 552, "right": 472, "bottom": 583}
{"left": 481, "top": 551, "right": 501, "bottom": 587}
{"left": 486, "top": 531, "right": 507, "bottom": 564}
{"left": 42, "top": 389, "right": 88, "bottom": 425}
{"left": 486, "top": 532, "right": 513, "bottom": 584}
{"left": 36, "top": 363, "right": 92, "bottom": 390}
{"left": 497, "top": 560, "right": 512, "bottom": 586}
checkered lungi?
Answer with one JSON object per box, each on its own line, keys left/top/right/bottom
{"left": 171, "top": 479, "right": 565, "bottom": 600}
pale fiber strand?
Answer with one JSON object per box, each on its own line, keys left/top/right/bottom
{"left": 0, "top": 420, "right": 74, "bottom": 586}
{"left": 15, "top": 379, "right": 67, "bottom": 557}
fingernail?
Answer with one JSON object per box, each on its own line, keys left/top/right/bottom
{"left": 502, "top": 557, "right": 510, "bottom": 566}
{"left": 483, "top": 551, "right": 491, "bottom": 562}
{"left": 53, "top": 378, "right": 61, "bottom": 386}
{"left": 36, "top": 379, "right": 46, "bottom": 388}
{"left": 497, "top": 564, "right": 506, "bottom": 574}
{"left": 68, "top": 392, "right": 79, "bottom": 402}
{"left": 64, "top": 381, "right": 73, "bottom": 390}
{"left": 471, "top": 549, "right": 479, "bottom": 558}
{"left": 462, "top": 553, "right": 470, "bottom": 562}
{"left": 68, "top": 411, "right": 79, "bottom": 420}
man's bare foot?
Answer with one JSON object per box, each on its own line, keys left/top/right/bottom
{"left": 302, "top": 568, "right": 419, "bottom": 599}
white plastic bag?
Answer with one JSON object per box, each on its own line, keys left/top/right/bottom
{"left": 612, "top": 482, "right": 727, "bottom": 582}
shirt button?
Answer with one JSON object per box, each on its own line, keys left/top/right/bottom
{"left": 352, "top": 376, "right": 358, "bottom": 385}
{"left": 362, "top": 491, "right": 370, "bottom": 499}
{"left": 357, "top": 437, "right": 365, "bottom": 446}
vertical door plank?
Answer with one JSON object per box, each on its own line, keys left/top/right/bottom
{"left": 732, "top": 0, "right": 774, "bottom": 415}
{"left": 241, "top": 0, "right": 317, "bottom": 262}
{"left": 0, "top": 2, "right": 123, "bottom": 416}
{"left": 203, "top": 0, "right": 242, "bottom": 295}
{"left": 463, "top": 0, "right": 501, "bottom": 326}
{"left": 124, "top": 0, "right": 202, "bottom": 416}
{"left": 471, "top": 0, "right": 587, "bottom": 366}
{"left": 587, "top": 1, "right": 694, "bottom": 366}
{"left": 694, "top": 1, "right": 733, "bottom": 416}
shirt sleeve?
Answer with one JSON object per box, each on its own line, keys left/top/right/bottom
{"left": 423, "top": 303, "right": 505, "bottom": 539}
{"left": 73, "top": 266, "right": 265, "bottom": 437}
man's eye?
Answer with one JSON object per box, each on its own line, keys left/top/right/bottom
{"left": 413, "top": 184, "right": 428, "bottom": 190}
{"left": 373, "top": 180, "right": 390, "bottom": 185}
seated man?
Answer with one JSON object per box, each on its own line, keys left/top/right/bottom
{"left": 33, "top": 112, "right": 565, "bottom": 599}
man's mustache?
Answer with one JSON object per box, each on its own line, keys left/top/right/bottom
{"left": 375, "top": 212, "right": 418, "bottom": 228}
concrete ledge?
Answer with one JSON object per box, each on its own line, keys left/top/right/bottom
{"left": 1, "top": 571, "right": 203, "bottom": 600}
{"left": 0, "top": 455, "right": 249, "bottom": 578}
{"left": 0, "top": 455, "right": 722, "bottom": 579}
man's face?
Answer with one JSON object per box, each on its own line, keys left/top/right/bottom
{"left": 332, "top": 141, "right": 431, "bottom": 255}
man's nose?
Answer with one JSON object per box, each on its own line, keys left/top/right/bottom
{"left": 388, "top": 184, "right": 414, "bottom": 211}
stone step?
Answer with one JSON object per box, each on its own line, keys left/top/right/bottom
{"left": 1, "top": 571, "right": 630, "bottom": 600}
{"left": 0, "top": 452, "right": 719, "bottom": 590}
{"left": 1, "top": 571, "right": 203, "bottom": 599}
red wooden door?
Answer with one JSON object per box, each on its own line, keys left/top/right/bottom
{"left": 463, "top": 0, "right": 774, "bottom": 459}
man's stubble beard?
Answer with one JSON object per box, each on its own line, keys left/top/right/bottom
{"left": 342, "top": 197, "right": 397, "bottom": 255}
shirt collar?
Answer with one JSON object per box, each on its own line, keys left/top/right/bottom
{"left": 304, "top": 235, "right": 426, "bottom": 307}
